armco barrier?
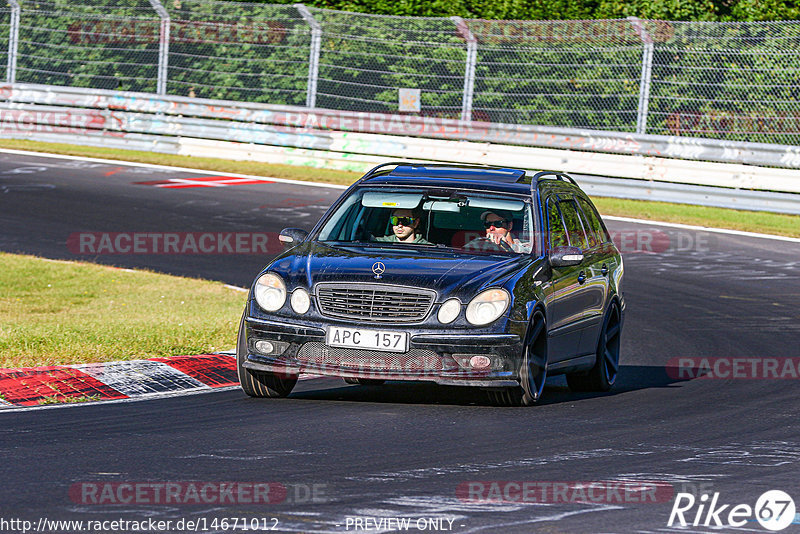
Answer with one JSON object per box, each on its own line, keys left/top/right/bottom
{"left": 3, "top": 84, "right": 800, "bottom": 170}
{"left": 0, "top": 83, "right": 798, "bottom": 213}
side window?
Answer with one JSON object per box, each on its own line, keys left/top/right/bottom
{"left": 547, "top": 198, "right": 569, "bottom": 249}
{"left": 576, "top": 197, "right": 610, "bottom": 244}
{"left": 575, "top": 199, "right": 597, "bottom": 248}
{"left": 558, "top": 199, "right": 589, "bottom": 250}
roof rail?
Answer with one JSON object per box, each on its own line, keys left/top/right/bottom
{"left": 530, "top": 171, "right": 577, "bottom": 188}
{"left": 355, "top": 162, "right": 404, "bottom": 185}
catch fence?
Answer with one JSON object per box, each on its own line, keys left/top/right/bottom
{"left": 2, "top": 1, "right": 799, "bottom": 145}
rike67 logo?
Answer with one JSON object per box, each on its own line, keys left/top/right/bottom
{"left": 669, "top": 490, "right": 796, "bottom": 531}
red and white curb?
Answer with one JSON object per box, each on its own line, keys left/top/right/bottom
{"left": 0, "top": 353, "right": 241, "bottom": 407}
{"left": 0, "top": 352, "right": 322, "bottom": 408}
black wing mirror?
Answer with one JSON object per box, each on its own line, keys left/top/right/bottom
{"left": 278, "top": 228, "right": 309, "bottom": 249}
{"left": 549, "top": 246, "right": 583, "bottom": 267}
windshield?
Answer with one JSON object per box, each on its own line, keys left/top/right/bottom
{"left": 316, "top": 188, "right": 535, "bottom": 255}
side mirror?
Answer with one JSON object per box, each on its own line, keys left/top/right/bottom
{"left": 549, "top": 246, "right": 583, "bottom": 267}
{"left": 278, "top": 228, "right": 309, "bottom": 249}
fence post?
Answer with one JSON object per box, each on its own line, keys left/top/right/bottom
{"left": 295, "top": 4, "right": 321, "bottom": 109}
{"left": 629, "top": 17, "right": 654, "bottom": 135}
{"left": 452, "top": 16, "right": 476, "bottom": 122}
{"left": 6, "top": 0, "right": 19, "bottom": 83}
{"left": 148, "top": 0, "right": 170, "bottom": 95}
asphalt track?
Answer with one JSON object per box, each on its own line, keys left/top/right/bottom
{"left": 1, "top": 151, "right": 799, "bottom": 533}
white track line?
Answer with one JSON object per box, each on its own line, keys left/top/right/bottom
{"left": 1, "top": 147, "right": 795, "bottom": 242}
{"left": 604, "top": 215, "right": 800, "bottom": 243}
{"left": 0, "top": 148, "right": 348, "bottom": 190}
{"left": 224, "top": 284, "right": 248, "bottom": 293}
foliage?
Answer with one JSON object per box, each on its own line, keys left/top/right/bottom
{"left": 5, "top": 0, "right": 799, "bottom": 143}
{"left": 268, "top": 0, "right": 800, "bottom": 21}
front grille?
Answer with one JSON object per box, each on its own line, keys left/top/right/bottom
{"left": 297, "top": 342, "right": 443, "bottom": 373}
{"left": 315, "top": 283, "right": 435, "bottom": 323}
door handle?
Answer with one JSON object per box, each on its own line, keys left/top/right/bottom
{"left": 577, "top": 271, "right": 587, "bottom": 284}
{"left": 601, "top": 264, "right": 609, "bottom": 276}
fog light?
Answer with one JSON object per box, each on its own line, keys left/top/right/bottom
{"left": 255, "top": 340, "right": 275, "bottom": 354}
{"left": 469, "top": 355, "right": 491, "bottom": 369}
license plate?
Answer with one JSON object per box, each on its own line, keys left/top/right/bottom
{"left": 326, "top": 326, "right": 409, "bottom": 352}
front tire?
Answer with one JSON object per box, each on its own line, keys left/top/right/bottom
{"left": 236, "top": 312, "right": 297, "bottom": 398}
{"left": 488, "top": 311, "right": 547, "bottom": 406}
{"left": 567, "top": 301, "right": 621, "bottom": 392}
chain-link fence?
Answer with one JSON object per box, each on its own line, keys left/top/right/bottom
{"left": 14, "top": 0, "right": 160, "bottom": 92}
{"left": 2, "top": 0, "right": 799, "bottom": 145}
{"left": 166, "top": 0, "right": 310, "bottom": 104}
{"left": 649, "top": 21, "right": 800, "bottom": 145}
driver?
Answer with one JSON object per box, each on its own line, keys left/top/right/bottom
{"left": 375, "top": 208, "right": 432, "bottom": 244}
{"left": 481, "top": 210, "right": 530, "bottom": 253}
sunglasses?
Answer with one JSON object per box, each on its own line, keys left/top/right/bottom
{"left": 484, "top": 219, "right": 509, "bottom": 229}
{"left": 390, "top": 216, "right": 416, "bottom": 226}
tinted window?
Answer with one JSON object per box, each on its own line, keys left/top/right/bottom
{"left": 576, "top": 197, "right": 610, "bottom": 244}
{"left": 547, "top": 199, "right": 569, "bottom": 249}
{"left": 558, "top": 199, "right": 588, "bottom": 250}
{"left": 575, "top": 199, "right": 598, "bottom": 248}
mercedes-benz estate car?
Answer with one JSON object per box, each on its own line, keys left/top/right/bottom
{"left": 237, "top": 163, "right": 624, "bottom": 406}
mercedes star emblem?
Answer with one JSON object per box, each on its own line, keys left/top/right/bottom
{"left": 372, "top": 261, "right": 386, "bottom": 279}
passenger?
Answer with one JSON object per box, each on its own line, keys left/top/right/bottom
{"left": 481, "top": 210, "right": 531, "bottom": 253}
{"left": 375, "top": 208, "right": 432, "bottom": 244}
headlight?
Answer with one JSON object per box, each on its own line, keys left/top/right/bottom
{"left": 437, "top": 298, "right": 461, "bottom": 324}
{"left": 290, "top": 287, "right": 311, "bottom": 314}
{"left": 466, "top": 289, "right": 510, "bottom": 325}
{"left": 254, "top": 273, "right": 286, "bottom": 312}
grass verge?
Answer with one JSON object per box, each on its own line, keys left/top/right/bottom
{"left": 0, "top": 252, "right": 245, "bottom": 368}
{"left": 592, "top": 198, "right": 799, "bottom": 238}
{"left": 0, "top": 138, "right": 797, "bottom": 237}
{"left": 39, "top": 394, "right": 101, "bottom": 405}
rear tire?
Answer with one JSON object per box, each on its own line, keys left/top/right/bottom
{"left": 343, "top": 378, "right": 386, "bottom": 386}
{"left": 236, "top": 312, "right": 297, "bottom": 398}
{"left": 487, "top": 311, "right": 547, "bottom": 406}
{"left": 567, "top": 301, "right": 621, "bottom": 392}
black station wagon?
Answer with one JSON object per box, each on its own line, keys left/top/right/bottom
{"left": 237, "top": 163, "right": 624, "bottom": 406}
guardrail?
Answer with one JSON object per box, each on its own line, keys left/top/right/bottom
{"left": 3, "top": 84, "right": 799, "bottom": 170}
{"left": 0, "top": 84, "right": 798, "bottom": 213}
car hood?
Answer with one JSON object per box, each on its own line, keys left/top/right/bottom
{"left": 267, "top": 241, "right": 535, "bottom": 299}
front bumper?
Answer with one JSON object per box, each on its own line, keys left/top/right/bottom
{"left": 243, "top": 316, "right": 524, "bottom": 388}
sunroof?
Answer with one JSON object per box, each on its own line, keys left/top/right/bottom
{"left": 387, "top": 165, "right": 525, "bottom": 183}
